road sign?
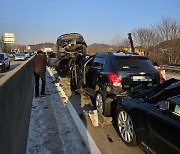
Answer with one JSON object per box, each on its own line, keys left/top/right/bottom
{"left": 4, "top": 33, "right": 15, "bottom": 44}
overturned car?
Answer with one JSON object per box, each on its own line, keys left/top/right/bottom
{"left": 56, "top": 33, "right": 87, "bottom": 76}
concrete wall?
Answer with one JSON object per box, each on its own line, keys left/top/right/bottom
{"left": 0, "top": 58, "right": 34, "bottom": 154}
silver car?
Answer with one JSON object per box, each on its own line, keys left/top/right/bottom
{"left": 15, "top": 53, "right": 26, "bottom": 61}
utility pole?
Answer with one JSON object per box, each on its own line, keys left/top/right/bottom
{"left": 127, "top": 33, "right": 135, "bottom": 54}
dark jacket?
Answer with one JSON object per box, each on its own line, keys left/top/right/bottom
{"left": 33, "top": 52, "right": 47, "bottom": 74}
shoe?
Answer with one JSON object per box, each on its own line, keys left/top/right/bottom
{"left": 40, "top": 93, "right": 46, "bottom": 97}
{"left": 35, "top": 94, "right": 39, "bottom": 98}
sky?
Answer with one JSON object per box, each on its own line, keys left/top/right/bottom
{"left": 0, "top": 0, "right": 180, "bottom": 45}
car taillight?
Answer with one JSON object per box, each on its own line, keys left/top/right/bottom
{"left": 157, "top": 66, "right": 165, "bottom": 70}
{"left": 107, "top": 72, "right": 122, "bottom": 87}
{"left": 159, "top": 74, "right": 165, "bottom": 83}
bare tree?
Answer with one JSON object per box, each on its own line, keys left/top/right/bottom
{"left": 154, "top": 16, "right": 180, "bottom": 41}
{"left": 111, "top": 33, "right": 122, "bottom": 50}
{"left": 132, "top": 28, "right": 159, "bottom": 56}
{"left": 154, "top": 16, "right": 180, "bottom": 65}
{"left": 111, "top": 33, "right": 130, "bottom": 51}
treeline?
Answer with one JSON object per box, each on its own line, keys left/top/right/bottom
{"left": 111, "top": 16, "right": 180, "bottom": 65}
{"left": 29, "top": 43, "right": 56, "bottom": 51}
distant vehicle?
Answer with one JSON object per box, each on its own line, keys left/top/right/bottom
{"left": 14, "top": 53, "right": 26, "bottom": 61}
{"left": 0, "top": 53, "right": 10, "bottom": 72}
{"left": 29, "top": 51, "right": 34, "bottom": 56}
{"left": 115, "top": 78, "right": 180, "bottom": 154}
{"left": 8, "top": 51, "right": 16, "bottom": 58}
{"left": 24, "top": 52, "right": 30, "bottom": 58}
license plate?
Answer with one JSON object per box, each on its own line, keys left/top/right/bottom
{"left": 132, "top": 76, "right": 152, "bottom": 81}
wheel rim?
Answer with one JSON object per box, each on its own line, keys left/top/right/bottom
{"left": 117, "top": 111, "right": 134, "bottom": 143}
{"left": 96, "top": 93, "right": 103, "bottom": 114}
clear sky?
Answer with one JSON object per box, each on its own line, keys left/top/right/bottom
{"left": 0, "top": 0, "right": 180, "bottom": 45}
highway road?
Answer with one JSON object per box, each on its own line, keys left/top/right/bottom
{"left": 0, "top": 59, "right": 29, "bottom": 78}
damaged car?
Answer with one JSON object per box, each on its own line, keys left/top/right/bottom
{"left": 115, "top": 78, "right": 180, "bottom": 154}
{"left": 56, "top": 33, "right": 87, "bottom": 76}
{"left": 70, "top": 51, "right": 162, "bottom": 116}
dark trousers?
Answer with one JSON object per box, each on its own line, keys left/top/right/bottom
{"left": 34, "top": 72, "right": 46, "bottom": 96}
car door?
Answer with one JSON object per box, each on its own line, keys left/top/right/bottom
{"left": 86, "top": 56, "right": 105, "bottom": 88}
{"left": 147, "top": 97, "right": 180, "bottom": 154}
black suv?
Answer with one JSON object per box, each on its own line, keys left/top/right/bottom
{"left": 70, "top": 52, "right": 161, "bottom": 116}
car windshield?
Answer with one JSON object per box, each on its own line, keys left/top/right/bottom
{"left": 16, "top": 53, "right": 25, "bottom": 56}
{"left": 112, "top": 57, "right": 156, "bottom": 72}
{"left": 0, "top": 54, "right": 4, "bottom": 60}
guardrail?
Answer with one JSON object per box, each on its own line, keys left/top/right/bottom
{"left": 163, "top": 65, "right": 180, "bottom": 72}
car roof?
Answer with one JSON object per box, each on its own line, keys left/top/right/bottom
{"left": 95, "top": 51, "right": 147, "bottom": 59}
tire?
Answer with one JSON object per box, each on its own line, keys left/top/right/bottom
{"left": 116, "top": 109, "right": 137, "bottom": 146}
{"left": 70, "top": 65, "right": 82, "bottom": 91}
{"left": 95, "top": 90, "right": 105, "bottom": 114}
{"left": 70, "top": 68, "right": 77, "bottom": 90}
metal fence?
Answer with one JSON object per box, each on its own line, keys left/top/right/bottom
{"left": 163, "top": 65, "right": 180, "bottom": 72}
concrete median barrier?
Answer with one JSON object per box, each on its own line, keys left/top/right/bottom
{"left": 0, "top": 58, "right": 34, "bottom": 154}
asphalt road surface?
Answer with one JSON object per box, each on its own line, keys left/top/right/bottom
{"left": 0, "top": 59, "right": 25, "bottom": 78}
{"left": 53, "top": 71, "right": 144, "bottom": 154}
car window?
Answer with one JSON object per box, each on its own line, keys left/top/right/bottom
{"left": 157, "top": 101, "right": 168, "bottom": 110}
{"left": 86, "top": 56, "right": 94, "bottom": 67}
{"left": 168, "top": 96, "right": 180, "bottom": 115}
{"left": 93, "top": 56, "right": 105, "bottom": 67}
{"left": 158, "top": 96, "right": 180, "bottom": 116}
{"left": 0, "top": 54, "right": 4, "bottom": 60}
{"left": 112, "top": 57, "right": 156, "bottom": 72}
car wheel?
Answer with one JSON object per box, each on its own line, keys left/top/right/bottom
{"left": 95, "top": 90, "right": 105, "bottom": 114}
{"left": 116, "top": 109, "right": 137, "bottom": 146}
{"left": 70, "top": 65, "right": 82, "bottom": 90}
{"left": 70, "top": 65, "right": 78, "bottom": 90}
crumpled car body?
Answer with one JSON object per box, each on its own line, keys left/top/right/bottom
{"left": 56, "top": 33, "right": 87, "bottom": 60}
{"left": 115, "top": 78, "right": 180, "bottom": 154}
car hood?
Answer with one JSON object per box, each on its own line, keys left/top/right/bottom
{"left": 147, "top": 79, "right": 180, "bottom": 102}
{"left": 128, "top": 78, "right": 179, "bottom": 101}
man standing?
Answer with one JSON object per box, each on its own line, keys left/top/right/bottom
{"left": 33, "top": 50, "right": 47, "bottom": 97}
